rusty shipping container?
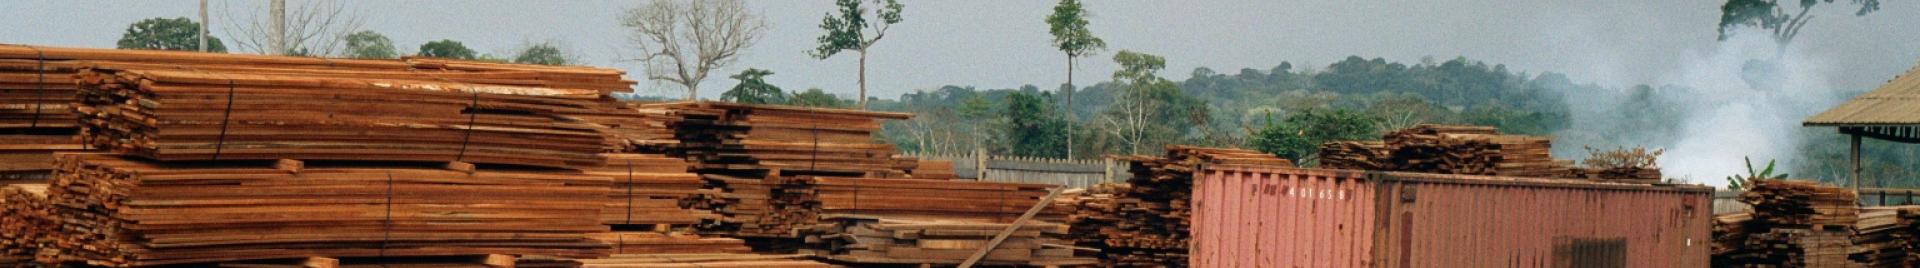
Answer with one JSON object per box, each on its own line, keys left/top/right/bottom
{"left": 1191, "top": 165, "right": 1712, "bottom": 268}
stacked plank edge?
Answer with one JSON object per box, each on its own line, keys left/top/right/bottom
{"left": 589, "top": 154, "right": 715, "bottom": 228}
{"left": 45, "top": 153, "right": 613, "bottom": 267}
{"left": 74, "top": 67, "right": 608, "bottom": 169}
{"left": 1713, "top": 179, "right": 1863, "bottom": 267}
{"left": 656, "top": 101, "right": 915, "bottom": 238}
{"left": 801, "top": 215, "right": 1094, "bottom": 267}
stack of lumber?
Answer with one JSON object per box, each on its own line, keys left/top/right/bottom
{"left": 800, "top": 215, "right": 1095, "bottom": 267}
{"left": 659, "top": 101, "right": 915, "bottom": 177}
{"left": 1904, "top": 209, "right": 1920, "bottom": 267}
{"left": 1852, "top": 206, "right": 1915, "bottom": 267}
{"left": 1063, "top": 183, "right": 1126, "bottom": 263}
{"left": 1717, "top": 179, "right": 1862, "bottom": 267}
{"left": 1381, "top": 124, "right": 1567, "bottom": 177}
{"left": 907, "top": 159, "right": 957, "bottom": 180}
{"left": 1, "top": 184, "right": 53, "bottom": 262}
{"left": 44, "top": 153, "right": 612, "bottom": 267}
{"left": 0, "top": 134, "right": 86, "bottom": 182}
{"left": 728, "top": 175, "right": 1070, "bottom": 239}
{"left": 579, "top": 253, "right": 836, "bottom": 268}
{"left": 1317, "top": 140, "right": 1385, "bottom": 170}
{"left": 588, "top": 154, "right": 716, "bottom": 228}
{"left": 73, "top": 66, "right": 609, "bottom": 169}
{"left": 1568, "top": 167, "right": 1663, "bottom": 184}
{"left": 589, "top": 232, "right": 752, "bottom": 255}
{"left": 0, "top": 56, "right": 83, "bottom": 131}
{"left": 1712, "top": 212, "right": 1757, "bottom": 266}
{"left": 1088, "top": 145, "right": 1292, "bottom": 267}
{"left": 655, "top": 101, "right": 919, "bottom": 237}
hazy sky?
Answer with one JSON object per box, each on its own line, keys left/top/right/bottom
{"left": 4, "top": 1, "right": 1919, "bottom": 99}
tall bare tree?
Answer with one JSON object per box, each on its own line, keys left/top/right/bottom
{"left": 621, "top": 0, "right": 769, "bottom": 100}
{"left": 223, "top": 0, "right": 363, "bottom": 56}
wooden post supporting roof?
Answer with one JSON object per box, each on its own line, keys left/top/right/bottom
{"left": 1803, "top": 61, "right": 1920, "bottom": 196}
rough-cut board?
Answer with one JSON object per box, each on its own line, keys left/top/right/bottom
{"left": 653, "top": 101, "right": 935, "bottom": 239}
{"left": 1713, "top": 179, "right": 1864, "bottom": 267}
{"left": 587, "top": 154, "right": 715, "bottom": 227}
{"left": 1, "top": 183, "right": 53, "bottom": 263}
{"left": 74, "top": 67, "right": 609, "bottom": 169}
{"left": 800, "top": 215, "right": 1095, "bottom": 266}
{"left": 578, "top": 253, "right": 838, "bottom": 268}
{"left": 588, "top": 232, "right": 751, "bottom": 255}
{"left": 44, "top": 153, "right": 613, "bottom": 267}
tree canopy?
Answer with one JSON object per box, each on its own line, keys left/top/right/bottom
{"left": 513, "top": 42, "right": 570, "bottom": 65}
{"left": 720, "top": 68, "right": 787, "bottom": 104}
{"left": 340, "top": 30, "right": 397, "bottom": 59}
{"left": 417, "top": 39, "right": 477, "bottom": 60}
{"left": 117, "top": 17, "right": 226, "bottom": 52}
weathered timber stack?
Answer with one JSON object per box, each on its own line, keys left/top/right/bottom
{"left": 1569, "top": 167, "right": 1663, "bottom": 184}
{"left": 1317, "top": 140, "right": 1385, "bottom": 170}
{"left": 73, "top": 67, "right": 608, "bottom": 169}
{"left": 0, "top": 44, "right": 650, "bottom": 178}
{"left": 1381, "top": 124, "right": 1565, "bottom": 177}
{"left": 655, "top": 101, "right": 918, "bottom": 239}
{"left": 1063, "top": 183, "right": 1125, "bottom": 264}
{"left": 801, "top": 215, "right": 1095, "bottom": 267}
{"left": 1, "top": 184, "right": 53, "bottom": 262}
{"left": 0, "top": 134, "right": 84, "bottom": 183}
{"left": 1091, "top": 145, "right": 1292, "bottom": 267}
{"left": 589, "top": 232, "right": 752, "bottom": 255}
{"left": 1723, "top": 179, "right": 1861, "bottom": 267}
{"left": 1713, "top": 212, "right": 1758, "bottom": 267}
{"left": 907, "top": 159, "right": 957, "bottom": 180}
{"left": 754, "top": 175, "right": 1069, "bottom": 248}
{"left": 1318, "top": 124, "right": 1581, "bottom": 180}
{"left": 45, "top": 153, "right": 613, "bottom": 267}
{"left": 1852, "top": 206, "right": 1914, "bottom": 267}
{"left": 588, "top": 154, "right": 716, "bottom": 228}
{"left": 580, "top": 253, "right": 837, "bottom": 268}
{"left": 1904, "top": 208, "right": 1920, "bottom": 267}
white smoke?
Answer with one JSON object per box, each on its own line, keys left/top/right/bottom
{"left": 1651, "top": 34, "right": 1847, "bottom": 187}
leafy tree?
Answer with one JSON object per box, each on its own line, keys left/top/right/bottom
{"left": 513, "top": 42, "right": 571, "bottom": 65}
{"left": 1100, "top": 50, "right": 1210, "bottom": 154}
{"left": 997, "top": 92, "right": 1070, "bottom": 158}
{"left": 1718, "top": 0, "right": 1882, "bottom": 47}
{"left": 810, "top": 0, "right": 904, "bottom": 109}
{"left": 417, "top": 39, "right": 477, "bottom": 60}
{"left": 790, "top": 88, "right": 853, "bottom": 108}
{"left": 340, "top": 30, "right": 397, "bottom": 59}
{"left": 118, "top": 17, "right": 227, "bottom": 52}
{"left": 1250, "top": 109, "right": 1380, "bottom": 164}
{"left": 720, "top": 68, "right": 786, "bottom": 104}
{"left": 1727, "top": 157, "right": 1789, "bottom": 190}
{"left": 1047, "top": 0, "right": 1105, "bottom": 158}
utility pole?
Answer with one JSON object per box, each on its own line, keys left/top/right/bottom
{"left": 198, "top": 0, "right": 208, "bottom": 52}
{"left": 269, "top": 0, "right": 287, "bottom": 55}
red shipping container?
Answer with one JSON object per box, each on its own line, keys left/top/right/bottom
{"left": 1191, "top": 165, "right": 1711, "bottom": 268}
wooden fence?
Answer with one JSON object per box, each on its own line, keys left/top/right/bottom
{"left": 903, "top": 149, "right": 1127, "bottom": 188}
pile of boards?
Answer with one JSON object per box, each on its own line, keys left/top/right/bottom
{"left": 44, "top": 153, "right": 614, "bottom": 266}
{"left": 582, "top": 231, "right": 838, "bottom": 268}
{"left": 1713, "top": 179, "right": 1863, "bottom": 267}
{"left": 657, "top": 101, "right": 919, "bottom": 238}
{"left": 1074, "top": 145, "right": 1292, "bottom": 267}
{"left": 1, "top": 184, "right": 53, "bottom": 263}
{"left": 1320, "top": 124, "right": 1570, "bottom": 177}
{"left": 0, "top": 44, "right": 739, "bottom": 267}
{"left": 590, "top": 154, "right": 716, "bottom": 228}
{"left": 800, "top": 215, "right": 1093, "bottom": 267}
